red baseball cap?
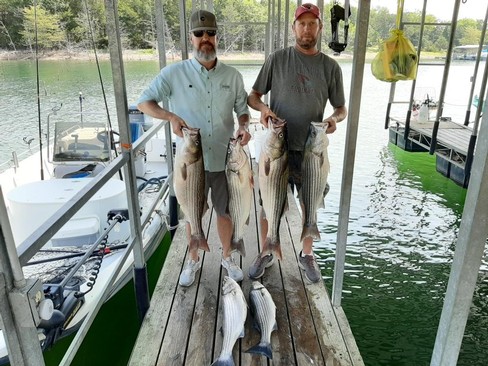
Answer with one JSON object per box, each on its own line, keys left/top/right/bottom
{"left": 294, "top": 3, "right": 321, "bottom": 21}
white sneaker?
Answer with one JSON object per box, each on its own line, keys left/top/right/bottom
{"left": 222, "top": 255, "right": 244, "bottom": 282}
{"left": 179, "top": 258, "right": 201, "bottom": 287}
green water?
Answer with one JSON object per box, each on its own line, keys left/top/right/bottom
{"left": 42, "top": 233, "right": 171, "bottom": 366}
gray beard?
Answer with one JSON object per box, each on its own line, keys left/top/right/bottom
{"left": 193, "top": 47, "right": 217, "bottom": 63}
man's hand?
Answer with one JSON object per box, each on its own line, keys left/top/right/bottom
{"left": 235, "top": 125, "right": 251, "bottom": 146}
{"left": 169, "top": 114, "right": 188, "bottom": 137}
{"left": 323, "top": 116, "right": 337, "bottom": 134}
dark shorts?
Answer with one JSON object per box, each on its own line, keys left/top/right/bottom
{"left": 205, "top": 171, "right": 229, "bottom": 217}
{"left": 258, "top": 150, "right": 329, "bottom": 205}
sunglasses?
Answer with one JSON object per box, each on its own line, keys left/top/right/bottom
{"left": 192, "top": 30, "right": 217, "bottom": 38}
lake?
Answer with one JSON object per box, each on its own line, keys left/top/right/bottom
{"left": 0, "top": 57, "right": 486, "bottom": 365}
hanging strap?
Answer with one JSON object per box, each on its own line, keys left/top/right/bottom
{"left": 396, "top": 0, "right": 404, "bottom": 29}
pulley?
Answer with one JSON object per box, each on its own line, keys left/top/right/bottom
{"left": 328, "top": 0, "right": 351, "bottom": 54}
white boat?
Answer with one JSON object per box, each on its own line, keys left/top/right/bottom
{"left": 0, "top": 106, "right": 172, "bottom": 364}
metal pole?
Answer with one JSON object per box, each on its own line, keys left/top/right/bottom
{"left": 430, "top": 81, "right": 488, "bottom": 366}
{"left": 104, "top": 0, "right": 149, "bottom": 321}
{"left": 154, "top": 0, "right": 167, "bottom": 68}
{"left": 332, "top": 0, "right": 370, "bottom": 307}
{"left": 429, "top": 0, "right": 461, "bottom": 155}
{"left": 464, "top": 4, "right": 488, "bottom": 126}
{"left": 179, "top": 0, "right": 188, "bottom": 60}
{"left": 0, "top": 187, "right": 44, "bottom": 366}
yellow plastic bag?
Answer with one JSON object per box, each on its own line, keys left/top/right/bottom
{"left": 371, "top": 29, "right": 418, "bottom": 82}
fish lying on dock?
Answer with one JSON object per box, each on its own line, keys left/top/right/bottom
{"left": 299, "top": 122, "right": 330, "bottom": 241}
{"left": 211, "top": 276, "right": 248, "bottom": 366}
{"left": 246, "top": 281, "right": 277, "bottom": 359}
{"left": 173, "top": 127, "right": 209, "bottom": 252}
{"left": 258, "top": 117, "right": 288, "bottom": 260}
{"left": 225, "top": 137, "right": 253, "bottom": 257}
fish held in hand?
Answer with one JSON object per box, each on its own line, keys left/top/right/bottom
{"left": 246, "top": 281, "right": 277, "bottom": 359}
{"left": 299, "top": 122, "right": 330, "bottom": 241}
{"left": 258, "top": 117, "right": 288, "bottom": 260}
{"left": 173, "top": 127, "right": 209, "bottom": 252}
{"left": 225, "top": 137, "right": 253, "bottom": 257}
{"left": 211, "top": 276, "right": 247, "bottom": 366}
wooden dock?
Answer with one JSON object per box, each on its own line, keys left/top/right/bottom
{"left": 128, "top": 162, "right": 363, "bottom": 366}
{"left": 389, "top": 117, "right": 475, "bottom": 187}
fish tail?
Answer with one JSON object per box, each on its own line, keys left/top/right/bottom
{"left": 210, "top": 356, "right": 235, "bottom": 366}
{"left": 231, "top": 238, "right": 246, "bottom": 257}
{"left": 190, "top": 235, "right": 210, "bottom": 252}
{"left": 245, "top": 342, "right": 273, "bottom": 359}
{"left": 262, "top": 238, "right": 283, "bottom": 261}
{"left": 300, "top": 223, "right": 321, "bottom": 242}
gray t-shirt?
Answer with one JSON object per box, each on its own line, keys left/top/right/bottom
{"left": 252, "top": 46, "right": 345, "bottom": 151}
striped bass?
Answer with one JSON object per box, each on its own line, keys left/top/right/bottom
{"left": 258, "top": 117, "right": 288, "bottom": 260}
{"left": 246, "top": 281, "right": 277, "bottom": 359}
{"left": 225, "top": 138, "right": 253, "bottom": 257}
{"left": 211, "top": 276, "right": 247, "bottom": 366}
{"left": 173, "top": 127, "right": 209, "bottom": 252}
{"left": 299, "top": 122, "right": 330, "bottom": 241}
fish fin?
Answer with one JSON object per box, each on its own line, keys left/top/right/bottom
{"left": 273, "top": 320, "right": 278, "bottom": 331}
{"left": 231, "top": 238, "right": 246, "bottom": 257}
{"left": 245, "top": 342, "right": 273, "bottom": 359}
{"left": 180, "top": 163, "right": 187, "bottom": 181}
{"left": 190, "top": 235, "right": 210, "bottom": 252}
{"left": 262, "top": 238, "right": 283, "bottom": 261}
{"left": 318, "top": 197, "right": 325, "bottom": 209}
{"left": 300, "top": 224, "right": 321, "bottom": 242}
{"left": 239, "top": 328, "right": 245, "bottom": 338}
{"left": 250, "top": 175, "right": 254, "bottom": 188}
{"left": 245, "top": 214, "right": 250, "bottom": 225}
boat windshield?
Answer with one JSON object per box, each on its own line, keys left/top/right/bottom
{"left": 51, "top": 117, "right": 111, "bottom": 163}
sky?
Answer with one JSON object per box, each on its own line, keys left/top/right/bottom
{"left": 350, "top": 0, "right": 487, "bottom": 21}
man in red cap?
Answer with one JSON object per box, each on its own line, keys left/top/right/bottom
{"left": 247, "top": 3, "right": 347, "bottom": 284}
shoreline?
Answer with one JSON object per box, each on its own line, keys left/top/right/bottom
{"left": 0, "top": 49, "right": 361, "bottom": 62}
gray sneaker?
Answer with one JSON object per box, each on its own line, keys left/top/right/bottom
{"left": 248, "top": 253, "right": 275, "bottom": 280}
{"left": 298, "top": 251, "right": 321, "bottom": 283}
{"left": 179, "top": 258, "right": 201, "bottom": 287}
{"left": 222, "top": 255, "right": 244, "bottom": 282}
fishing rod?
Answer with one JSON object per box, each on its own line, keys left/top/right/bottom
{"left": 34, "top": 0, "right": 44, "bottom": 180}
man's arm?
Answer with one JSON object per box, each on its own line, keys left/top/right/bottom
{"left": 137, "top": 100, "right": 187, "bottom": 137}
{"left": 323, "top": 105, "right": 347, "bottom": 134}
{"left": 247, "top": 89, "right": 277, "bottom": 128}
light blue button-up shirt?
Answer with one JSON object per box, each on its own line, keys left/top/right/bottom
{"left": 138, "top": 58, "right": 250, "bottom": 172}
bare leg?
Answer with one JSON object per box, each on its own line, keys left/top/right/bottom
{"left": 259, "top": 208, "right": 268, "bottom": 257}
{"left": 217, "top": 214, "right": 233, "bottom": 258}
{"left": 300, "top": 201, "right": 313, "bottom": 255}
{"left": 186, "top": 222, "right": 199, "bottom": 262}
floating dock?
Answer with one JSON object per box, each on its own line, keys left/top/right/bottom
{"left": 128, "top": 162, "right": 363, "bottom": 366}
{"left": 389, "top": 117, "right": 474, "bottom": 187}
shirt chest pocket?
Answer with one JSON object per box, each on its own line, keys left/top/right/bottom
{"left": 215, "top": 84, "right": 235, "bottom": 104}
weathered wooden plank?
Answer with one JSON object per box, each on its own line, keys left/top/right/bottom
{"left": 186, "top": 209, "right": 222, "bottom": 365}
{"left": 274, "top": 193, "right": 325, "bottom": 365}
{"left": 130, "top": 161, "right": 363, "bottom": 366}
{"left": 128, "top": 220, "right": 188, "bottom": 366}
{"left": 155, "top": 210, "right": 212, "bottom": 366}
{"left": 334, "top": 307, "right": 364, "bottom": 366}
{"left": 284, "top": 189, "right": 354, "bottom": 366}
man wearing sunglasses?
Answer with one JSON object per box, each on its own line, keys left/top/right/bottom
{"left": 137, "top": 10, "right": 251, "bottom": 287}
{"left": 247, "top": 3, "right": 347, "bottom": 284}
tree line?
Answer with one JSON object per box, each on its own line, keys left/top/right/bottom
{"left": 0, "top": 0, "right": 485, "bottom": 55}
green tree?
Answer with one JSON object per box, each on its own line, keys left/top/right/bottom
{"left": 21, "top": 5, "right": 64, "bottom": 50}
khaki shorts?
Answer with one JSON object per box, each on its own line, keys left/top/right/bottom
{"left": 205, "top": 171, "right": 229, "bottom": 217}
